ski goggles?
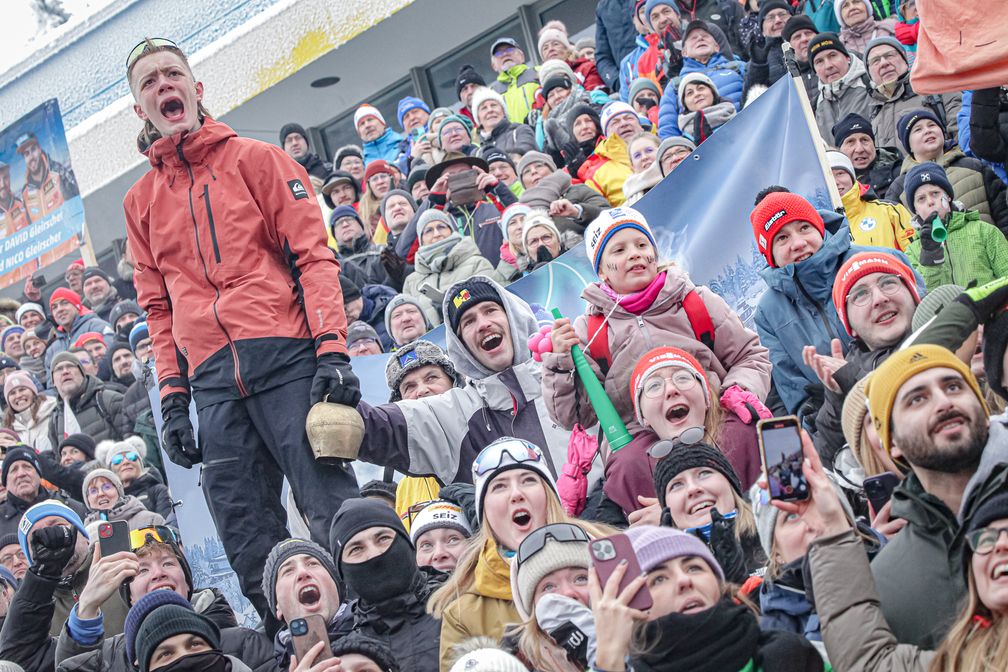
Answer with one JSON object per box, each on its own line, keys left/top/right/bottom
{"left": 110, "top": 451, "right": 141, "bottom": 466}
{"left": 516, "top": 523, "right": 589, "bottom": 567}
{"left": 129, "top": 525, "right": 181, "bottom": 551}
{"left": 126, "top": 38, "right": 180, "bottom": 72}
{"left": 472, "top": 438, "right": 544, "bottom": 478}
{"left": 406, "top": 500, "right": 437, "bottom": 527}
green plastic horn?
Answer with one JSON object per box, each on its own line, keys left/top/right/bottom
{"left": 551, "top": 308, "right": 632, "bottom": 452}
{"left": 930, "top": 214, "right": 948, "bottom": 243}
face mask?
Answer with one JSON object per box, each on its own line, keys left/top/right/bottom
{"left": 155, "top": 651, "right": 229, "bottom": 672}
{"left": 535, "top": 244, "right": 556, "bottom": 264}
{"left": 340, "top": 534, "right": 418, "bottom": 603}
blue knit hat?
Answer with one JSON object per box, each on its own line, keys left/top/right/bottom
{"left": 643, "top": 0, "right": 679, "bottom": 29}
{"left": 128, "top": 321, "right": 149, "bottom": 354}
{"left": 124, "top": 590, "right": 193, "bottom": 667}
{"left": 897, "top": 108, "right": 945, "bottom": 155}
{"left": 17, "top": 499, "right": 89, "bottom": 563}
{"left": 904, "top": 162, "right": 954, "bottom": 215}
{"left": 397, "top": 96, "right": 430, "bottom": 129}
{"left": 0, "top": 565, "right": 16, "bottom": 590}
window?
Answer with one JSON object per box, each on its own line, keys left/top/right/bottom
{"left": 423, "top": 17, "right": 524, "bottom": 109}
{"left": 537, "top": 0, "right": 597, "bottom": 47}
{"left": 318, "top": 78, "right": 414, "bottom": 162}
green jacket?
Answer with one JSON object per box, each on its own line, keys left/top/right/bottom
{"left": 490, "top": 64, "right": 539, "bottom": 124}
{"left": 906, "top": 209, "right": 1008, "bottom": 291}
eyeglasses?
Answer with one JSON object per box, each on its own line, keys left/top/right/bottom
{"left": 87, "top": 482, "right": 118, "bottom": 497}
{"left": 111, "top": 450, "right": 140, "bottom": 466}
{"left": 516, "top": 523, "right": 589, "bottom": 566}
{"left": 441, "top": 125, "right": 466, "bottom": 137}
{"left": 648, "top": 425, "right": 706, "bottom": 459}
{"left": 126, "top": 38, "right": 179, "bottom": 72}
{"left": 0, "top": 549, "right": 25, "bottom": 565}
{"left": 494, "top": 46, "right": 518, "bottom": 57}
{"left": 967, "top": 527, "right": 1008, "bottom": 555}
{"left": 868, "top": 50, "right": 903, "bottom": 68}
{"left": 129, "top": 525, "right": 181, "bottom": 551}
{"left": 473, "top": 438, "right": 543, "bottom": 477}
{"left": 642, "top": 370, "right": 700, "bottom": 399}
{"left": 846, "top": 274, "right": 905, "bottom": 308}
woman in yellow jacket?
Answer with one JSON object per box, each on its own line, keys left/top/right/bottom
{"left": 427, "top": 437, "right": 611, "bottom": 669}
{"left": 829, "top": 150, "right": 915, "bottom": 251}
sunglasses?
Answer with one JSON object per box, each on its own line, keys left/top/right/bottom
{"left": 111, "top": 451, "right": 140, "bottom": 466}
{"left": 473, "top": 439, "right": 543, "bottom": 478}
{"left": 129, "top": 525, "right": 181, "bottom": 551}
{"left": 126, "top": 37, "right": 180, "bottom": 72}
{"left": 516, "top": 523, "right": 589, "bottom": 566}
{"left": 648, "top": 425, "right": 707, "bottom": 460}
{"left": 406, "top": 500, "right": 437, "bottom": 527}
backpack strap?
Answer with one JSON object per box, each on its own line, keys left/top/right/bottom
{"left": 682, "top": 289, "right": 716, "bottom": 351}
{"left": 585, "top": 313, "right": 611, "bottom": 376}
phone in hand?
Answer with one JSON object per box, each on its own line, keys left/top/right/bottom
{"left": 290, "top": 614, "right": 332, "bottom": 664}
{"left": 589, "top": 533, "right": 653, "bottom": 611}
{"left": 863, "top": 472, "right": 900, "bottom": 514}
{"left": 98, "top": 521, "right": 131, "bottom": 556}
{"left": 758, "top": 416, "right": 809, "bottom": 502}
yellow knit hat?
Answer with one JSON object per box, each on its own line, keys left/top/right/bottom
{"left": 865, "top": 344, "right": 988, "bottom": 454}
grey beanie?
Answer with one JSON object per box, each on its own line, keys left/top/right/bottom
{"left": 379, "top": 189, "right": 417, "bottom": 222}
{"left": 656, "top": 136, "right": 696, "bottom": 176}
{"left": 416, "top": 208, "right": 455, "bottom": 242}
{"left": 516, "top": 151, "right": 557, "bottom": 180}
{"left": 384, "top": 294, "right": 432, "bottom": 346}
{"left": 628, "top": 77, "right": 661, "bottom": 104}
{"left": 911, "top": 284, "right": 964, "bottom": 333}
{"left": 347, "top": 321, "right": 382, "bottom": 350}
{"left": 82, "top": 468, "right": 125, "bottom": 507}
{"left": 864, "top": 36, "right": 908, "bottom": 66}
{"left": 385, "top": 339, "right": 462, "bottom": 402}
{"left": 261, "top": 538, "right": 340, "bottom": 615}
{"left": 574, "top": 36, "right": 595, "bottom": 52}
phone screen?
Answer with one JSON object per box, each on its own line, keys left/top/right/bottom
{"left": 762, "top": 422, "right": 807, "bottom": 501}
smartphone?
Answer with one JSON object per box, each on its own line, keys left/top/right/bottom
{"left": 289, "top": 614, "right": 333, "bottom": 663}
{"left": 758, "top": 416, "right": 809, "bottom": 502}
{"left": 31, "top": 272, "right": 47, "bottom": 288}
{"left": 98, "top": 521, "right": 131, "bottom": 556}
{"left": 589, "top": 533, "right": 653, "bottom": 611}
{"left": 863, "top": 472, "right": 900, "bottom": 514}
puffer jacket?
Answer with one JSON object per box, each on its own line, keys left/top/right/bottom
{"left": 12, "top": 396, "right": 58, "bottom": 453}
{"left": 885, "top": 147, "right": 1008, "bottom": 234}
{"left": 619, "top": 34, "right": 653, "bottom": 103}
{"left": 56, "top": 588, "right": 275, "bottom": 672}
{"left": 905, "top": 208, "right": 1008, "bottom": 291}
{"left": 754, "top": 216, "right": 922, "bottom": 414}
{"left": 541, "top": 266, "right": 771, "bottom": 437}
{"left": 83, "top": 495, "right": 164, "bottom": 536}
{"left": 759, "top": 561, "right": 822, "bottom": 645}
{"left": 658, "top": 53, "right": 747, "bottom": 138}
{"left": 336, "top": 233, "right": 395, "bottom": 288}
{"left": 124, "top": 469, "right": 175, "bottom": 523}
{"left": 355, "top": 276, "right": 603, "bottom": 488}
{"left": 125, "top": 118, "right": 349, "bottom": 411}
{"left": 839, "top": 17, "right": 897, "bottom": 55}
{"left": 595, "top": 0, "right": 639, "bottom": 91}
{"left": 44, "top": 312, "right": 114, "bottom": 381}
{"left": 490, "top": 64, "right": 540, "bottom": 124}
{"left": 868, "top": 74, "right": 961, "bottom": 151}
{"left": 577, "top": 134, "right": 634, "bottom": 206}
{"left": 814, "top": 57, "right": 874, "bottom": 144}
{"left": 402, "top": 234, "right": 496, "bottom": 325}
{"left": 839, "top": 181, "right": 914, "bottom": 251}
{"left": 958, "top": 91, "right": 1008, "bottom": 185}
{"left": 48, "top": 376, "right": 131, "bottom": 449}
{"left": 0, "top": 486, "right": 85, "bottom": 539}
{"left": 968, "top": 86, "right": 1008, "bottom": 166}
{"left": 362, "top": 128, "right": 405, "bottom": 166}
{"left": 479, "top": 119, "right": 538, "bottom": 159}
{"left": 439, "top": 540, "right": 521, "bottom": 671}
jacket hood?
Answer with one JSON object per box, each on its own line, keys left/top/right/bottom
{"left": 443, "top": 275, "right": 539, "bottom": 380}
{"left": 145, "top": 117, "right": 236, "bottom": 170}
{"left": 759, "top": 214, "right": 851, "bottom": 301}
{"left": 361, "top": 283, "right": 397, "bottom": 323}
{"left": 192, "top": 587, "right": 240, "bottom": 628}
{"left": 819, "top": 55, "right": 868, "bottom": 100}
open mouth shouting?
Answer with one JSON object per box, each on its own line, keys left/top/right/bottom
{"left": 297, "top": 583, "right": 322, "bottom": 611}
{"left": 992, "top": 562, "right": 1008, "bottom": 580}
{"left": 480, "top": 332, "right": 504, "bottom": 353}
{"left": 159, "top": 96, "right": 186, "bottom": 124}
{"left": 511, "top": 508, "right": 533, "bottom": 531}
{"left": 665, "top": 403, "right": 691, "bottom": 424}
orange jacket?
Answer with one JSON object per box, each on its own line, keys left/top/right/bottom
{"left": 125, "top": 118, "right": 349, "bottom": 409}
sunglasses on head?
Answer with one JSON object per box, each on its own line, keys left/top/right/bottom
{"left": 111, "top": 451, "right": 140, "bottom": 466}
{"left": 126, "top": 37, "right": 180, "bottom": 72}
{"left": 129, "top": 525, "right": 181, "bottom": 552}
{"left": 648, "top": 425, "right": 706, "bottom": 459}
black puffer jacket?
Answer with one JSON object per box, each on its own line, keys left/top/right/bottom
{"left": 856, "top": 147, "right": 903, "bottom": 197}
{"left": 337, "top": 234, "right": 396, "bottom": 289}
{"left": 48, "top": 376, "right": 131, "bottom": 449}
{"left": 121, "top": 373, "right": 152, "bottom": 428}
{"left": 124, "top": 469, "right": 175, "bottom": 524}
{"left": 969, "top": 87, "right": 1008, "bottom": 167}
{"left": 56, "top": 589, "right": 275, "bottom": 672}
{"left": 0, "top": 487, "right": 85, "bottom": 539}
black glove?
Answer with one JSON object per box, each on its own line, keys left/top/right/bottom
{"left": 706, "top": 508, "right": 748, "bottom": 584}
{"left": 749, "top": 36, "right": 771, "bottom": 64}
{"left": 380, "top": 247, "right": 407, "bottom": 290}
{"left": 956, "top": 276, "right": 1008, "bottom": 323}
{"left": 161, "top": 392, "right": 201, "bottom": 469}
{"left": 310, "top": 352, "right": 361, "bottom": 407}
{"left": 918, "top": 212, "right": 946, "bottom": 266}
{"left": 30, "top": 524, "right": 77, "bottom": 580}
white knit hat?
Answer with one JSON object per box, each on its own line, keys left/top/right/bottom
{"left": 472, "top": 437, "right": 557, "bottom": 523}
{"left": 353, "top": 104, "right": 385, "bottom": 128}
{"left": 450, "top": 648, "right": 528, "bottom": 672}
{"left": 600, "top": 101, "right": 638, "bottom": 135}
{"left": 521, "top": 211, "right": 562, "bottom": 250}
{"left": 537, "top": 28, "right": 571, "bottom": 57}
{"left": 583, "top": 206, "right": 657, "bottom": 275}
{"left": 826, "top": 150, "right": 856, "bottom": 181}
{"left": 470, "top": 86, "right": 508, "bottom": 124}
{"left": 677, "top": 72, "right": 718, "bottom": 107}
{"left": 408, "top": 500, "right": 472, "bottom": 544}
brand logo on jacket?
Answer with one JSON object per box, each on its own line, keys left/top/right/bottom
{"left": 859, "top": 217, "right": 877, "bottom": 232}
{"left": 288, "top": 179, "right": 309, "bottom": 200}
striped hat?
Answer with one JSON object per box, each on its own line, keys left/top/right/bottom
{"left": 584, "top": 207, "right": 657, "bottom": 275}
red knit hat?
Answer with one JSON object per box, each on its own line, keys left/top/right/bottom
{"left": 73, "top": 331, "right": 106, "bottom": 349}
{"left": 49, "top": 287, "right": 84, "bottom": 313}
{"left": 832, "top": 251, "right": 920, "bottom": 336}
{"left": 749, "top": 192, "right": 825, "bottom": 267}
{"left": 630, "top": 347, "right": 711, "bottom": 426}
{"left": 363, "top": 160, "right": 395, "bottom": 185}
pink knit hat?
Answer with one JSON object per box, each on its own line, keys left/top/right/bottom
{"left": 4, "top": 371, "right": 36, "bottom": 404}
{"left": 623, "top": 524, "right": 724, "bottom": 580}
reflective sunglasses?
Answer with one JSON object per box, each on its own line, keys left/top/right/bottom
{"left": 967, "top": 526, "right": 1008, "bottom": 556}
{"left": 129, "top": 525, "right": 181, "bottom": 551}
{"left": 111, "top": 450, "right": 140, "bottom": 466}
{"left": 516, "top": 523, "right": 589, "bottom": 566}
{"left": 126, "top": 37, "right": 180, "bottom": 72}
{"left": 648, "top": 425, "right": 707, "bottom": 459}
{"left": 473, "top": 439, "right": 543, "bottom": 477}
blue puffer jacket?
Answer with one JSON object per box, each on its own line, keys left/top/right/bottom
{"left": 760, "top": 580, "right": 821, "bottom": 642}
{"left": 754, "top": 213, "right": 923, "bottom": 414}
{"left": 595, "top": 0, "right": 639, "bottom": 91}
{"left": 657, "top": 54, "right": 747, "bottom": 138}
{"left": 957, "top": 90, "right": 1008, "bottom": 185}
{"left": 363, "top": 128, "right": 405, "bottom": 166}
{"left": 619, "top": 35, "right": 650, "bottom": 102}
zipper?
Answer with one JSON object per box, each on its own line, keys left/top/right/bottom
{"left": 177, "top": 141, "right": 249, "bottom": 398}
{"left": 794, "top": 275, "right": 838, "bottom": 341}
{"left": 202, "top": 185, "right": 222, "bottom": 264}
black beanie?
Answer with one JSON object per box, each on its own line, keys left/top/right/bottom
{"left": 807, "top": 32, "right": 848, "bottom": 62}
{"left": 279, "top": 122, "right": 308, "bottom": 147}
{"left": 757, "top": 0, "right": 792, "bottom": 27}
{"left": 2, "top": 446, "right": 40, "bottom": 486}
{"left": 58, "top": 433, "right": 96, "bottom": 460}
{"left": 456, "top": 65, "right": 487, "bottom": 98}
{"left": 963, "top": 490, "right": 1008, "bottom": 581}
{"left": 0, "top": 532, "right": 18, "bottom": 551}
{"left": 359, "top": 479, "right": 398, "bottom": 503}
{"left": 984, "top": 311, "right": 1008, "bottom": 401}
{"left": 442, "top": 277, "right": 505, "bottom": 334}
{"left": 652, "top": 443, "right": 743, "bottom": 506}
{"left": 261, "top": 538, "right": 340, "bottom": 615}
{"left": 134, "top": 605, "right": 221, "bottom": 672}
{"left": 339, "top": 275, "right": 362, "bottom": 304}
{"left": 831, "top": 112, "right": 875, "bottom": 147}
{"left": 328, "top": 498, "right": 412, "bottom": 573}
{"left": 566, "top": 103, "right": 602, "bottom": 139}
{"left": 82, "top": 267, "right": 112, "bottom": 284}
{"left": 782, "top": 14, "right": 817, "bottom": 43}
{"left": 331, "top": 632, "right": 400, "bottom": 672}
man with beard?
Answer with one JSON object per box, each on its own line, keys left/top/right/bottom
{"left": 865, "top": 344, "right": 1008, "bottom": 648}
{"left": 81, "top": 268, "right": 120, "bottom": 323}
{"left": 16, "top": 133, "right": 79, "bottom": 221}
{"left": 279, "top": 122, "right": 331, "bottom": 183}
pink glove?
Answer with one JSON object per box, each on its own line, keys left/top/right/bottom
{"left": 719, "top": 385, "right": 772, "bottom": 425}
{"left": 527, "top": 325, "right": 554, "bottom": 362}
{"left": 556, "top": 424, "right": 598, "bottom": 516}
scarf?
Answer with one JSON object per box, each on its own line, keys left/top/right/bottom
{"left": 415, "top": 233, "right": 463, "bottom": 274}
{"left": 677, "top": 101, "right": 737, "bottom": 142}
{"left": 841, "top": 17, "right": 884, "bottom": 41}
{"left": 600, "top": 271, "right": 667, "bottom": 315}
{"left": 473, "top": 539, "right": 513, "bottom": 600}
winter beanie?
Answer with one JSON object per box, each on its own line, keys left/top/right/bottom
{"left": 521, "top": 212, "right": 563, "bottom": 251}
{"left": 124, "top": 590, "right": 194, "bottom": 668}
{"left": 516, "top": 151, "right": 557, "bottom": 180}
{"left": 652, "top": 443, "right": 743, "bottom": 509}
{"left": 500, "top": 203, "right": 533, "bottom": 238}
{"left": 575, "top": 36, "right": 595, "bottom": 52}
{"left": 408, "top": 500, "right": 472, "bottom": 545}
{"left": 749, "top": 192, "right": 825, "bottom": 267}
{"left": 48, "top": 287, "right": 83, "bottom": 313}
{"left": 14, "top": 303, "right": 44, "bottom": 326}
{"left": 134, "top": 604, "right": 221, "bottom": 672}
{"left": 831, "top": 112, "right": 875, "bottom": 146}
{"left": 511, "top": 523, "right": 590, "bottom": 620}
{"left": 98, "top": 436, "right": 148, "bottom": 470}
{"left": 346, "top": 321, "right": 381, "bottom": 350}
{"left": 643, "top": 0, "right": 680, "bottom": 29}
{"left": 338, "top": 274, "right": 362, "bottom": 304}
{"left": 360, "top": 479, "right": 398, "bottom": 503}
{"left": 384, "top": 295, "right": 432, "bottom": 348}
{"left": 81, "top": 468, "right": 125, "bottom": 506}
{"left": 541, "top": 72, "right": 574, "bottom": 102}
{"left": 443, "top": 276, "right": 506, "bottom": 334}
{"left": 473, "top": 437, "right": 559, "bottom": 523}
{"left": 826, "top": 150, "right": 856, "bottom": 182}
{"left": 354, "top": 105, "right": 386, "bottom": 128}
{"left": 396, "top": 96, "right": 430, "bottom": 129}
{"left": 565, "top": 103, "right": 602, "bottom": 140}
{"left": 3, "top": 371, "right": 36, "bottom": 404}
{"left": 379, "top": 189, "right": 416, "bottom": 223}
{"left": 0, "top": 566, "right": 16, "bottom": 591}
{"left": 963, "top": 491, "right": 1008, "bottom": 580}
{"left": 677, "top": 72, "right": 719, "bottom": 107}
{"left": 758, "top": 0, "right": 793, "bottom": 26}
{"left": 480, "top": 148, "right": 515, "bottom": 171}
{"left": 82, "top": 267, "right": 112, "bottom": 285}
{"left": 73, "top": 331, "right": 106, "bottom": 349}
{"left": 537, "top": 28, "right": 572, "bottom": 56}
{"left": 59, "top": 433, "right": 97, "bottom": 461}
{"left": 109, "top": 300, "right": 144, "bottom": 329}
{"left": 417, "top": 208, "right": 455, "bottom": 243}
{"left": 51, "top": 351, "right": 84, "bottom": 376}
{"left": 864, "top": 36, "right": 908, "bottom": 66}
{"left": 455, "top": 65, "right": 487, "bottom": 98}
{"left": 656, "top": 137, "right": 696, "bottom": 176}
{"left": 471, "top": 87, "right": 508, "bottom": 122}
{"left": 600, "top": 101, "right": 638, "bottom": 135}
{"left": 3, "top": 445, "right": 40, "bottom": 487}
{"left": 911, "top": 284, "right": 964, "bottom": 332}
{"left": 584, "top": 206, "right": 657, "bottom": 275}
{"left": 450, "top": 647, "right": 529, "bottom": 672}
{"left": 840, "top": 376, "right": 872, "bottom": 465}
{"left": 322, "top": 171, "right": 362, "bottom": 209}
{"left": 384, "top": 339, "right": 460, "bottom": 402}
{"left": 628, "top": 77, "right": 662, "bottom": 105}
{"left": 18, "top": 499, "right": 89, "bottom": 563}
{"left": 329, "top": 498, "right": 412, "bottom": 573}
{"left": 866, "top": 344, "right": 988, "bottom": 454}
{"left": 624, "top": 525, "right": 724, "bottom": 579}
{"left": 831, "top": 251, "right": 921, "bottom": 335}
{"left": 128, "top": 321, "right": 149, "bottom": 353}
{"left": 261, "top": 538, "right": 340, "bottom": 615}
{"left": 903, "top": 162, "right": 954, "bottom": 214}
{"left": 363, "top": 160, "right": 396, "bottom": 186}
{"left": 897, "top": 108, "right": 946, "bottom": 155}
{"left": 834, "top": 0, "right": 872, "bottom": 25}
{"left": 782, "top": 14, "right": 818, "bottom": 43}
{"left": 0, "top": 532, "right": 20, "bottom": 553}
{"left": 1, "top": 326, "right": 24, "bottom": 352}
{"left": 331, "top": 633, "right": 400, "bottom": 672}
{"left": 807, "top": 32, "right": 849, "bottom": 62}
{"left": 334, "top": 145, "right": 364, "bottom": 168}
{"left": 279, "top": 123, "right": 308, "bottom": 147}
{"left": 407, "top": 164, "right": 430, "bottom": 193}
{"left": 630, "top": 347, "right": 711, "bottom": 427}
